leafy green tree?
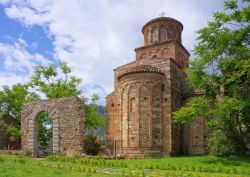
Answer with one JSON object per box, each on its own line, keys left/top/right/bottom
{"left": 30, "top": 61, "right": 81, "bottom": 99}
{"left": 7, "top": 127, "right": 22, "bottom": 138}
{"left": 85, "top": 94, "right": 106, "bottom": 129}
{"left": 0, "top": 84, "right": 39, "bottom": 128}
{"left": 0, "top": 84, "right": 39, "bottom": 148}
{"left": 29, "top": 61, "right": 105, "bottom": 128}
{"left": 173, "top": 0, "right": 250, "bottom": 155}
{"left": 173, "top": 97, "right": 211, "bottom": 124}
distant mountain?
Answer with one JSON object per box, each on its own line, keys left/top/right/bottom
{"left": 97, "top": 105, "right": 106, "bottom": 117}
{"left": 84, "top": 105, "right": 106, "bottom": 140}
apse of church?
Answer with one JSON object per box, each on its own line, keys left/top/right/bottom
{"left": 106, "top": 17, "right": 207, "bottom": 157}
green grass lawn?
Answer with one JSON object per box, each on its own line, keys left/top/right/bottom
{"left": 0, "top": 155, "right": 250, "bottom": 177}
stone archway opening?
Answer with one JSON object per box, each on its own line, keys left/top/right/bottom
{"left": 30, "top": 110, "right": 60, "bottom": 158}
{"left": 36, "top": 112, "right": 53, "bottom": 157}
{"left": 21, "top": 97, "right": 84, "bottom": 157}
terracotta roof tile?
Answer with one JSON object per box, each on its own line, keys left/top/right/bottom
{"left": 115, "top": 58, "right": 166, "bottom": 71}
{"left": 118, "top": 64, "right": 163, "bottom": 78}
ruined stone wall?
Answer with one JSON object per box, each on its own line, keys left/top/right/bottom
{"left": 106, "top": 93, "right": 116, "bottom": 143}
{"left": 21, "top": 96, "right": 84, "bottom": 157}
{"left": 106, "top": 92, "right": 122, "bottom": 155}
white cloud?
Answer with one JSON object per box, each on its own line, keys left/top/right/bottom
{"left": 0, "top": 0, "right": 225, "bottom": 103}
{"left": 0, "top": 73, "right": 28, "bottom": 86}
{"left": 0, "top": 38, "right": 51, "bottom": 86}
{"left": 5, "top": 5, "right": 50, "bottom": 26}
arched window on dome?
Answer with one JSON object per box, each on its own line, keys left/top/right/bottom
{"left": 167, "top": 25, "right": 175, "bottom": 40}
{"left": 177, "top": 29, "right": 181, "bottom": 42}
{"left": 151, "top": 27, "right": 158, "bottom": 44}
{"left": 145, "top": 30, "right": 150, "bottom": 45}
{"left": 159, "top": 25, "right": 167, "bottom": 42}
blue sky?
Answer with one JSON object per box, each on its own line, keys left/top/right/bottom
{"left": 0, "top": 0, "right": 227, "bottom": 104}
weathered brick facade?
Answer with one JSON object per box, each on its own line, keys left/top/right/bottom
{"left": 106, "top": 17, "right": 207, "bottom": 157}
{"left": 21, "top": 96, "right": 84, "bottom": 157}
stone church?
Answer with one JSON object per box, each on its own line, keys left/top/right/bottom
{"left": 106, "top": 17, "right": 207, "bottom": 157}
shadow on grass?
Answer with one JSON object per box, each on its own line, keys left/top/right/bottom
{"left": 201, "top": 156, "right": 250, "bottom": 166}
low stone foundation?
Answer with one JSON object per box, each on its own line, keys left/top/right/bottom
{"left": 122, "top": 147, "right": 163, "bottom": 157}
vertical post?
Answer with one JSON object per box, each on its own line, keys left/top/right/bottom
{"left": 114, "top": 139, "right": 116, "bottom": 157}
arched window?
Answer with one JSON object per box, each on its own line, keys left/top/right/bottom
{"left": 151, "top": 27, "right": 158, "bottom": 43}
{"left": 139, "top": 85, "right": 150, "bottom": 147}
{"left": 147, "top": 30, "right": 150, "bottom": 45}
{"left": 145, "top": 30, "right": 150, "bottom": 45}
{"left": 167, "top": 26, "right": 175, "bottom": 40}
{"left": 159, "top": 25, "right": 167, "bottom": 42}
{"left": 177, "top": 30, "right": 181, "bottom": 42}
{"left": 152, "top": 85, "right": 162, "bottom": 147}
{"left": 128, "top": 86, "right": 139, "bottom": 147}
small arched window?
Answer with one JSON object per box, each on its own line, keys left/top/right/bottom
{"left": 145, "top": 30, "right": 150, "bottom": 45}
{"left": 167, "top": 26, "right": 175, "bottom": 40}
{"left": 151, "top": 27, "right": 158, "bottom": 43}
{"left": 159, "top": 25, "right": 167, "bottom": 42}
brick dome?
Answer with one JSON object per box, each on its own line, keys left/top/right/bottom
{"left": 142, "top": 17, "right": 183, "bottom": 33}
{"left": 142, "top": 17, "right": 183, "bottom": 45}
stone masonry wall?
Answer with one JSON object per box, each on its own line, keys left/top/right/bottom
{"left": 21, "top": 96, "right": 84, "bottom": 157}
{"left": 169, "top": 59, "right": 186, "bottom": 155}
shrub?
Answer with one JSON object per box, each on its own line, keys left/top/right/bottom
{"left": 208, "top": 130, "right": 245, "bottom": 156}
{"left": 84, "top": 135, "right": 102, "bottom": 155}
{"left": 7, "top": 127, "right": 21, "bottom": 138}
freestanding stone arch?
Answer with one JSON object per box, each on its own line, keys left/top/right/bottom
{"left": 21, "top": 96, "right": 84, "bottom": 157}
